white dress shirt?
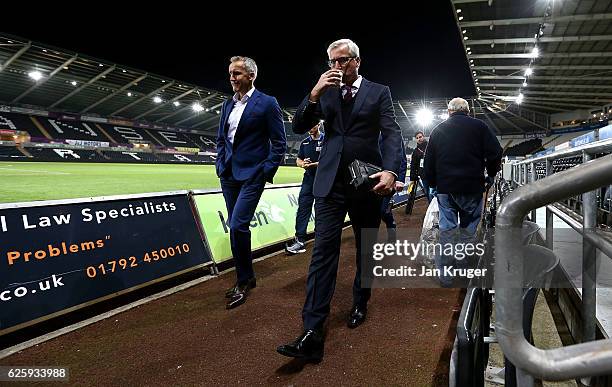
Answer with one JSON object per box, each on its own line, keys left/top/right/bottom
{"left": 227, "top": 87, "right": 256, "bottom": 144}
{"left": 341, "top": 75, "right": 363, "bottom": 99}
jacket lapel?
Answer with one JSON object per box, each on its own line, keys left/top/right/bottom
{"left": 346, "top": 78, "right": 370, "bottom": 129}
{"left": 222, "top": 98, "right": 235, "bottom": 135}
{"left": 234, "top": 89, "right": 261, "bottom": 144}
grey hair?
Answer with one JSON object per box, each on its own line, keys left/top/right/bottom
{"left": 327, "top": 39, "right": 360, "bottom": 58}
{"left": 448, "top": 97, "right": 470, "bottom": 113}
{"left": 230, "top": 56, "right": 258, "bottom": 78}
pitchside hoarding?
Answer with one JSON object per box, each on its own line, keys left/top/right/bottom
{"left": 0, "top": 192, "right": 210, "bottom": 334}
{"left": 193, "top": 182, "right": 409, "bottom": 264}
{"left": 193, "top": 185, "right": 316, "bottom": 263}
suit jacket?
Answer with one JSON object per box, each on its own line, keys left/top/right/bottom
{"left": 293, "top": 78, "right": 403, "bottom": 197}
{"left": 378, "top": 135, "right": 407, "bottom": 183}
{"left": 216, "top": 89, "right": 287, "bottom": 183}
{"left": 398, "top": 140, "right": 408, "bottom": 183}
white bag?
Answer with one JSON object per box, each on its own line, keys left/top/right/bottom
{"left": 421, "top": 197, "right": 439, "bottom": 232}
{"left": 419, "top": 197, "right": 439, "bottom": 267}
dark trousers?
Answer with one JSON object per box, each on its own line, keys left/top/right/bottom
{"left": 220, "top": 170, "right": 266, "bottom": 284}
{"left": 302, "top": 176, "right": 382, "bottom": 330}
{"left": 420, "top": 178, "right": 432, "bottom": 203}
{"left": 380, "top": 195, "right": 396, "bottom": 230}
{"left": 295, "top": 174, "right": 315, "bottom": 241}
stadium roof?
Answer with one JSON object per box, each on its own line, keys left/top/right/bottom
{"left": 4, "top": 0, "right": 612, "bottom": 138}
{"left": 446, "top": 0, "right": 612, "bottom": 133}
{"left": 0, "top": 33, "right": 257, "bottom": 133}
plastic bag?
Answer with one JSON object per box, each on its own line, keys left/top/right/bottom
{"left": 421, "top": 197, "right": 439, "bottom": 231}
{"left": 419, "top": 197, "right": 439, "bottom": 268}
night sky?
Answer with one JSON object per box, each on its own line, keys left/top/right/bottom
{"left": 7, "top": 1, "right": 475, "bottom": 108}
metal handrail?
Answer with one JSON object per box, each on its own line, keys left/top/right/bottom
{"left": 495, "top": 153, "right": 612, "bottom": 381}
{"left": 546, "top": 203, "right": 612, "bottom": 259}
{"left": 513, "top": 138, "right": 612, "bottom": 165}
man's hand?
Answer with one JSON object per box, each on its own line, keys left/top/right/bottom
{"left": 305, "top": 161, "right": 318, "bottom": 169}
{"left": 370, "top": 171, "right": 396, "bottom": 195}
{"left": 301, "top": 157, "right": 311, "bottom": 169}
{"left": 394, "top": 181, "right": 405, "bottom": 192}
{"left": 309, "top": 70, "right": 343, "bottom": 102}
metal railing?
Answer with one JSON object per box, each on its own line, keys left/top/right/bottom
{"left": 496, "top": 153, "right": 612, "bottom": 381}
{"left": 511, "top": 138, "right": 612, "bottom": 357}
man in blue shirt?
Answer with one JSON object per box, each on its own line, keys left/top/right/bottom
{"left": 216, "top": 56, "right": 287, "bottom": 308}
{"left": 286, "top": 123, "right": 324, "bottom": 254}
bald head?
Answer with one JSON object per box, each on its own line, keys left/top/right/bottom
{"left": 448, "top": 97, "right": 470, "bottom": 114}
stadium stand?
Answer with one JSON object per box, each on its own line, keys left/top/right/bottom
{"left": 542, "top": 132, "right": 587, "bottom": 150}
{"left": 100, "top": 150, "right": 159, "bottom": 163}
{"left": 23, "top": 146, "right": 89, "bottom": 161}
{"left": 35, "top": 117, "right": 105, "bottom": 141}
{"left": 186, "top": 133, "right": 216, "bottom": 153}
{"left": 503, "top": 138, "right": 543, "bottom": 157}
{"left": 0, "top": 110, "right": 231, "bottom": 165}
{"left": 0, "top": 112, "right": 50, "bottom": 139}
{"left": 0, "top": 145, "right": 27, "bottom": 160}
{"left": 82, "top": 123, "right": 159, "bottom": 145}
{"left": 154, "top": 152, "right": 208, "bottom": 163}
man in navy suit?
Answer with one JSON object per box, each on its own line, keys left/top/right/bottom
{"left": 277, "top": 39, "right": 404, "bottom": 361}
{"left": 216, "top": 56, "right": 286, "bottom": 309}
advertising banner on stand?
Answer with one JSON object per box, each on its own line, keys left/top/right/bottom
{"left": 193, "top": 186, "right": 316, "bottom": 263}
{"left": 0, "top": 192, "right": 210, "bottom": 334}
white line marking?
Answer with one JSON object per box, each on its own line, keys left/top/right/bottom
{"left": 0, "top": 167, "right": 70, "bottom": 175}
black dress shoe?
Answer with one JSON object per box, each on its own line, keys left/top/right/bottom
{"left": 225, "top": 277, "right": 256, "bottom": 298}
{"left": 347, "top": 305, "right": 367, "bottom": 329}
{"left": 225, "top": 279, "right": 256, "bottom": 309}
{"left": 276, "top": 329, "right": 324, "bottom": 362}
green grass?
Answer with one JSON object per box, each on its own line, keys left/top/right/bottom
{"left": 0, "top": 162, "right": 304, "bottom": 204}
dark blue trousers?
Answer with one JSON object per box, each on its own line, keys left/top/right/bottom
{"left": 302, "top": 177, "right": 382, "bottom": 330}
{"left": 220, "top": 170, "right": 266, "bottom": 284}
{"left": 380, "top": 195, "right": 396, "bottom": 230}
{"left": 295, "top": 174, "right": 315, "bottom": 241}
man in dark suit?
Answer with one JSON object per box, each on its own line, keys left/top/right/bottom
{"left": 277, "top": 39, "right": 403, "bottom": 361}
{"left": 216, "top": 56, "right": 286, "bottom": 309}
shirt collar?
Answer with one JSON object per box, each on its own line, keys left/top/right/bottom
{"left": 341, "top": 75, "right": 363, "bottom": 90}
{"left": 233, "top": 87, "right": 256, "bottom": 103}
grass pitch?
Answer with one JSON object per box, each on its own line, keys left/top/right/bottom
{"left": 0, "top": 162, "right": 304, "bottom": 204}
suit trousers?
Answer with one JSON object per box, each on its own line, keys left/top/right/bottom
{"left": 295, "top": 173, "right": 315, "bottom": 242}
{"left": 380, "top": 195, "right": 396, "bottom": 230}
{"left": 302, "top": 174, "right": 382, "bottom": 330}
{"left": 220, "top": 170, "right": 266, "bottom": 284}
